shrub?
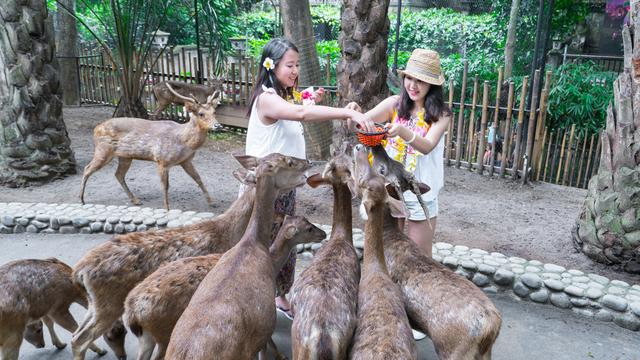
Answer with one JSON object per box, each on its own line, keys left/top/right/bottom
{"left": 546, "top": 62, "right": 617, "bottom": 135}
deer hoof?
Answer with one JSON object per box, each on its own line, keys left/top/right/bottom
{"left": 54, "top": 342, "right": 67, "bottom": 350}
{"left": 131, "top": 198, "right": 142, "bottom": 205}
{"left": 91, "top": 346, "right": 107, "bottom": 356}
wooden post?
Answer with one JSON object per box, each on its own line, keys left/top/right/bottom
{"left": 562, "top": 124, "right": 576, "bottom": 185}
{"left": 445, "top": 79, "right": 454, "bottom": 164}
{"left": 238, "top": 57, "right": 244, "bottom": 104}
{"left": 524, "top": 69, "right": 541, "bottom": 184}
{"left": 575, "top": 132, "right": 589, "bottom": 188}
{"left": 467, "top": 76, "right": 479, "bottom": 170}
{"left": 555, "top": 128, "right": 568, "bottom": 184}
{"left": 582, "top": 133, "right": 596, "bottom": 188}
{"left": 477, "top": 81, "right": 490, "bottom": 174}
{"left": 499, "top": 81, "right": 515, "bottom": 177}
{"left": 244, "top": 57, "right": 250, "bottom": 106}
{"left": 535, "top": 127, "right": 548, "bottom": 181}
{"left": 542, "top": 130, "right": 555, "bottom": 182}
{"left": 532, "top": 71, "right": 553, "bottom": 168}
{"left": 455, "top": 60, "right": 468, "bottom": 168}
{"left": 231, "top": 62, "right": 237, "bottom": 106}
{"left": 512, "top": 76, "right": 528, "bottom": 180}
{"left": 488, "top": 67, "right": 503, "bottom": 176}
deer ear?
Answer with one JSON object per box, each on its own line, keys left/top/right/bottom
{"left": 284, "top": 225, "right": 298, "bottom": 240}
{"left": 306, "top": 173, "right": 326, "bottom": 188}
{"left": 207, "top": 91, "right": 221, "bottom": 106}
{"left": 232, "top": 168, "right": 256, "bottom": 185}
{"left": 387, "top": 196, "right": 409, "bottom": 219}
{"left": 417, "top": 182, "right": 431, "bottom": 194}
{"left": 385, "top": 183, "right": 401, "bottom": 200}
{"left": 233, "top": 153, "right": 259, "bottom": 170}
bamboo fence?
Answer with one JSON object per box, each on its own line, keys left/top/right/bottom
{"left": 75, "top": 48, "right": 602, "bottom": 189}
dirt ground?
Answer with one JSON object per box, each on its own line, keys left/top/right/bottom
{"left": 1, "top": 105, "right": 638, "bottom": 285}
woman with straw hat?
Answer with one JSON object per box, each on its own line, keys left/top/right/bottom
{"left": 348, "top": 49, "right": 452, "bottom": 258}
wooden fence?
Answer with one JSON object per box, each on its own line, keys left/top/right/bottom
{"left": 74, "top": 47, "right": 602, "bottom": 189}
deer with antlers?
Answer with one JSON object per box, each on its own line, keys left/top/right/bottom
{"left": 79, "top": 83, "right": 222, "bottom": 209}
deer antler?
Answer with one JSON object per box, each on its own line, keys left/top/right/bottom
{"left": 165, "top": 83, "right": 198, "bottom": 104}
{"left": 206, "top": 91, "right": 221, "bottom": 106}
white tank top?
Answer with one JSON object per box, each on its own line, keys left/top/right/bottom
{"left": 245, "top": 87, "right": 306, "bottom": 159}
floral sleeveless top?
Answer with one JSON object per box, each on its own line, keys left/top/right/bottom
{"left": 384, "top": 108, "right": 431, "bottom": 172}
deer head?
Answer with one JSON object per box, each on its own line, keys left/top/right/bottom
{"left": 233, "top": 153, "right": 311, "bottom": 192}
{"left": 24, "top": 321, "right": 45, "bottom": 348}
{"left": 306, "top": 152, "right": 357, "bottom": 198}
{"left": 166, "top": 83, "right": 223, "bottom": 131}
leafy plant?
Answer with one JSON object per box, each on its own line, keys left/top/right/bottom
{"left": 547, "top": 61, "right": 617, "bottom": 135}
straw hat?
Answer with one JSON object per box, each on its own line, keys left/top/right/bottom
{"left": 398, "top": 49, "right": 445, "bottom": 86}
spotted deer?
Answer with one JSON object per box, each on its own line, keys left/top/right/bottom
{"left": 354, "top": 144, "right": 502, "bottom": 360}
{"left": 124, "top": 215, "right": 325, "bottom": 360}
{"left": 289, "top": 152, "right": 360, "bottom": 360}
{"left": 151, "top": 80, "right": 224, "bottom": 120}
{"left": 70, "top": 162, "right": 262, "bottom": 360}
{"left": 166, "top": 153, "right": 312, "bottom": 360}
{"left": 79, "top": 83, "right": 221, "bottom": 210}
{"left": 0, "top": 259, "right": 122, "bottom": 360}
{"left": 349, "top": 148, "right": 417, "bottom": 359}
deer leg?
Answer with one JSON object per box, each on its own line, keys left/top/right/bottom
{"left": 157, "top": 164, "right": 170, "bottom": 210}
{"left": 79, "top": 149, "right": 114, "bottom": 204}
{"left": 115, "top": 157, "right": 142, "bottom": 205}
{"left": 71, "top": 307, "right": 121, "bottom": 359}
{"left": 152, "top": 341, "right": 167, "bottom": 360}
{"left": 180, "top": 159, "right": 214, "bottom": 206}
{"left": 52, "top": 308, "right": 107, "bottom": 356}
{"left": 42, "top": 316, "right": 66, "bottom": 349}
{"left": 136, "top": 331, "right": 156, "bottom": 360}
{"left": 0, "top": 332, "right": 23, "bottom": 360}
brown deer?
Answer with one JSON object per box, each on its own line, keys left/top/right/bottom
{"left": 289, "top": 152, "right": 360, "bottom": 360}
{"left": 124, "top": 215, "right": 325, "bottom": 360}
{"left": 151, "top": 80, "right": 223, "bottom": 120}
{"left": 70, "top": 164, "right": 261, "bottom": 360}
{"left": 354, "top": 144, "right": 502, "bottom": 360}
{"left": 0, "top": 258, "right": 122, "bottom": 360}
{"left": 79, "top": 83, "right": 222, "bottom": 210}
{"left": 166, "top": 153, "right": 312, "bottom": 360}
{"left": 349, "top": 148, "right": 417, "bottom": 360}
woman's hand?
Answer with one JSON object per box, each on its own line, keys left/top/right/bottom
{"left": 313, "top": 88, "right": 325, "bottom": 104}
{"left": 384, "top": 122, "right": 409, "bottom": 139}
{"left": 351, "top": 111, "right": 375, "bottom": 133}
{"left": 344, "top": 101, "right": 362, "bottom": 112}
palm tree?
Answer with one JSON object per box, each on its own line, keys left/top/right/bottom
{"left": 0, "top": 0, "right": 76, "bottom": 186}
{"left": 56, "top": 0, "right": 80, "bottom": 105}
{"left": 572, "top": 15, "right": 640, "bottom": 274}
{"left": 335, "top": 0, "right": 391, "bottom": 146}
{"left": 280, "top": 0, "right": 331, "bottom": 159}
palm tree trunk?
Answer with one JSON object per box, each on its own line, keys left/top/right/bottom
{"left": 336, "top": 0, "right": 391, "bottom": 147}
{"left": 280, "top": 0, "right": 331, "bottom": 160}
{"left": 0, "top": 0, "right": 76, "bottom": 186}
{"left": 56, "top": 0, "right": 80, "bottom": 105}
{"left": 572, "top": 6, "right": 640, "bottom": 274}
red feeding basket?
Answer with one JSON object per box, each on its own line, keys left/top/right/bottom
{"left": 356, "top": 123, "right": 388, "bottom": 147}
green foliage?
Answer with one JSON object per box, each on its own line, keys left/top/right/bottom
{"left": 316, "top": 40, "right": 340, "bottom": 85}
{"left": 547, "top": 62, "right": 617, "bottom": 135}
{"left": 235, "top": 10, "right": 278, "bottom": 40}
{"left": 310, "top": 4, "right": 340, "bottom": 39}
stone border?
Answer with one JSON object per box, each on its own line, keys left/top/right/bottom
{"left": 1, "top": 202, "right": 639, "bottom": 331}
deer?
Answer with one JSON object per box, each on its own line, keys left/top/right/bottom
{"left": 289, "top": 151, "right": 361, "bottom": 360}
{"left": 151, "top": 79, "right": 223, "bottom": 120}
{"left": 70, "top": 161, "right": 263, "bottom": 360}
{"left": 0, "top": 258, "right": 124, "bottom": 360}
{"left": 123, "top": 215, "right": 325, "bottom": 360}
{"left": 349, "top": 148, "right": 417, "bottom": 360}
{"left": 354, "top": 144, "right": 502, "bottom": 360}
{"left": 166, "top": 153, "right": 312, "bottom": 360}
{"left": 79, "top": 82, "right": 222, "bottom": 210}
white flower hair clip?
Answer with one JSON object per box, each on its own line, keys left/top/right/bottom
{"left": 263, "top": 57, "right": 274, "bottom": 71}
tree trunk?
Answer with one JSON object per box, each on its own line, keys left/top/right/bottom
{"left": 503, "top": 0, "right": 520, "bottom": 79}
{"left": 280, "top": 0, "right": 331, "bottom": 160}
{"left": 0, "top": 0, "right": 77, "bottom": 187}
{"left": 113, "top": 96, "right": 149, "bottom": 118}
{"left": 336, "top": 0, "right": 391, "bottom": 147}
{"left": 572, "top": 4, "right": 640, "bottom": 274}
{"left": 56, "top": 0, "right": 80, "bottom": 105}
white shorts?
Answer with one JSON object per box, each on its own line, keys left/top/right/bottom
{"left": 405, "top": 197, "right": 438, "bottom": 221}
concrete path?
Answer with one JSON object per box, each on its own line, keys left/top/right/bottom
{"left": 2, "top": 233, "right": 638, "bottom": 360}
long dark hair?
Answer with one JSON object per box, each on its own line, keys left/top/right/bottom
{"left": 396, "top": 80, "right": 451, "bottom": 124}
{"left": 247, "top": 38, "right": 299, "bottom": 116}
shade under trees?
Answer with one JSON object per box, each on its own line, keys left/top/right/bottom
{"left": 572, "top": 3, "right": 640, "bottom": 274}
{"left": 0, "top": 0, "right": 77, "bottom": 186}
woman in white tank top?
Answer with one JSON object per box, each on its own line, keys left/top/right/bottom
{"left": 244, "top": 38, "right": 374, "bottom": 319}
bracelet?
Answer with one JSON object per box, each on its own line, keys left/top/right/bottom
{"left": 406, "top": 131, "right": 417, "bottom": 144}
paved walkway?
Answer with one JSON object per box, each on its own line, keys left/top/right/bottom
{"left": 1, "top": 233, "right": 638, "bottom": 360}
